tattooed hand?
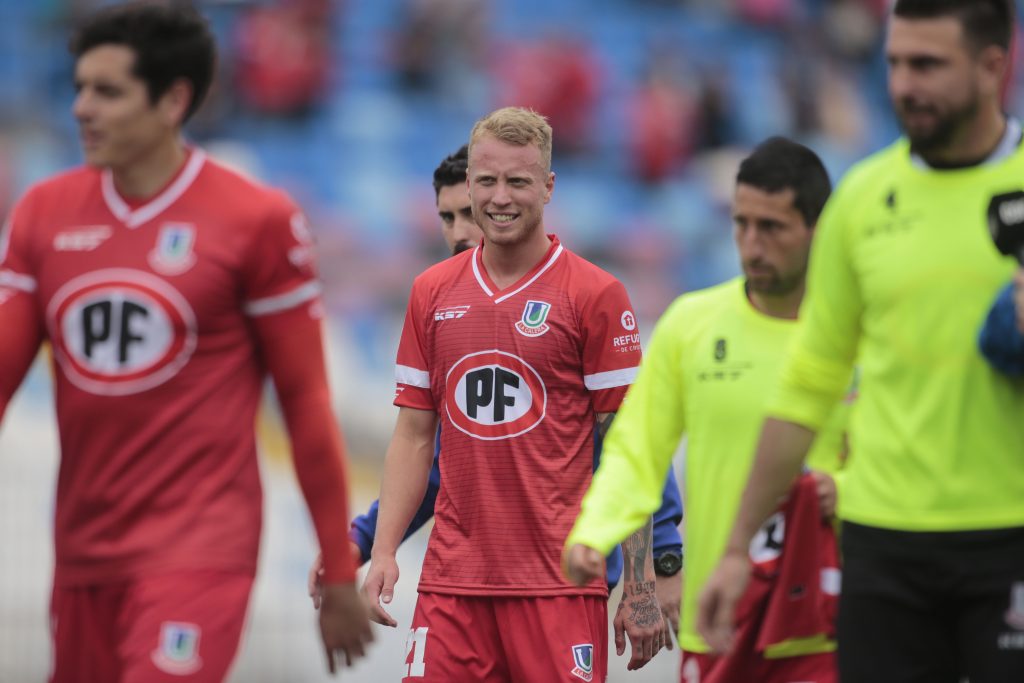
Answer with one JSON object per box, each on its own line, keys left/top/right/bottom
{"left": 615, "top": 518, "right": 668, "bottom": 670}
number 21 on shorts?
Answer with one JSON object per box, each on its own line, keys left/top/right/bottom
{"left": 405, "top": 626, "right": 428, "bottom": 677}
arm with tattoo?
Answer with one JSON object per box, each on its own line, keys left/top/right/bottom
{"left": 614, "top": 517, "right": 666, "bottom": 670}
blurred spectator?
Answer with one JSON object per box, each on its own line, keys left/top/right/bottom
{"left": 494, "top": 35, "right": 601, "bottom": 156}
{"left": 233, "top": 0, "right": 333, "bottom": 117}
{"left": 392, "top": 0, "right": 488, "bottom": 100}
{"left": 627, "top": 46, "right": 700, "bottom": 183}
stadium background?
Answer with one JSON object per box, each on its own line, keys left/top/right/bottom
{"left": 0, "top": 0, "right": 1021, "bottom": 680}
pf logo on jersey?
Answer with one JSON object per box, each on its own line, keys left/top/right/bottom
{"left": 445, "top": 350, "right": 546, "bottom": 440}
{"left": 46, "top": 269, "right": 197, "bottom": 396}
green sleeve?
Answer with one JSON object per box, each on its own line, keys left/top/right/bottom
{"left": 770, "top": 188, "right": 862, "bottom": 430}
{"left": 566, "top": 299, "right": 687, "bottom": 555}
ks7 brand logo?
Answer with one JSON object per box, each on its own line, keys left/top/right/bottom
{"left": 445, "top": 350, "right": 546, "bottom": 440}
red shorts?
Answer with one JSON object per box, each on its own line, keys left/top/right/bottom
{"left": 404, "top": 592, "right": 608, "bottom": 683}
{"left": 680, "top": 649, "right": 836, "bottom": 683}
{"left": 50, "top": 570, "right": 253, "bottom": 683}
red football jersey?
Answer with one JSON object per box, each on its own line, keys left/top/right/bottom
{"left": 704, "top": 473, "right": 840, "bottom": 683}
{"left": 0, "top": 149, "right": 322, "bottom": 586}
{"left": 394, "top": 236, "right": 642, "bottom": 596}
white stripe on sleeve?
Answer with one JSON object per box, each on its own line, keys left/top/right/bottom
{"left": 244, "top": 281, "right": 321, "bottom": 317}
{"left": 0, "top": 269, "right": 37, "bottom": 293}
{"left": 395, "top": 365, "right": 430, "bottom": 388}
{"left": 583, "top": 366, "right": 638, "bottom": 391}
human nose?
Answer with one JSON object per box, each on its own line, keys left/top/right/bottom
{"left": 452, "top": 215, "right": 478, "bottom": 245}
{"left": 72, "top": 89, "right": 93, "bottom": 122}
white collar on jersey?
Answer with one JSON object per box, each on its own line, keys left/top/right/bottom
{"left": 471, "top": 241, "right": 565, "bottom": 304}
{"left": 101, "top": 148, "right": 207, "bottom": 229}
{"left": 909, "top": 116, "right": 1022, "bottom": 170}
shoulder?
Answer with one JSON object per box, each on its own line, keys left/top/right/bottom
{"left": 411, "top": 248, "right": 472, "bottom": 294}
{"left": 830, "top": 139, "right": 907, "bottom": 203}
{"left": 16, "top": 166, "right": 98, "bottom": 209}
{"left": 560, "top": 247, "right": 620, "bottom": 287}
{"left": 197, "top": 155, "right": 299, "bottom": 219}
{"left": 666, "top": 278, "right": 740, "bottom": 323}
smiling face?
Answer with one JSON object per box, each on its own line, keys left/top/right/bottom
{"left": 72, "top": 44, "right": 186, "bottom": 171}
{"left": 886, "top": 16, "right": 984, "bottom": 157}
{"left": 437, "top": 182, "right": 481, "bottom": 255}
{"left": 732, "top": 183, "right": 814, "bottom": 297}
{"left": 467, "top": 134, "right": 554, "bottom": 249}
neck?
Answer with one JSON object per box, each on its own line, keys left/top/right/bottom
{"left": 481, "top": 228, "right": 552, "bottom": 290}
{"left": 747, "top": 280, "right": 805, "bottom": 320}
{"left": 920, "top": 106, "right": 1007, "bottom": 167}
{"left": 110, "top": 136, "right": 187, "bottom": 199}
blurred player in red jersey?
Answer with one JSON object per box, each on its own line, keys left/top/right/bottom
{"left": 360, "top": 107, "right": 669, "bottom": 682}
{"left": 0, "top": 3, "right": 371, "bottom": 681}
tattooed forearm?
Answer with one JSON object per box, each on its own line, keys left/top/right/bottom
{"left": 622, "top": 517, "right": 653, "bottom": 584}
{"left": 625, "top": 591, "right": 662, "bottom": 628}
{"left": 596, "top": 411, "right": 616, "bottom": 440}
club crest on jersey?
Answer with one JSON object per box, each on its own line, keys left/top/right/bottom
{"left": 148, "top": 223, "right": 196, "bottom": 276}
{"left": 151, "top": 622, "right": 203, "bottom": 675}
{"left": 570, "top": 643, "right": 594, "bottom": 681}
{"left": 445, "top": 350, "right": 546, "bottom": 440}
{"left": 749, "top": 511, "right": 785, "bottom": 564}
{"left": 515, "top": 300, "right": 551, "bottom": 337}
{"left": 46, "top": 269, "right": 198, "bottom": 396}
{"left": 1006, "top": 583, "right": 1024, "bottom": 630}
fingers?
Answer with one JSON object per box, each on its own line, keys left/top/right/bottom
{"left": 663, "top": 615, "right": 674, "bottom": 651}
{"left": 369, "top": 602, "right": 398, "bottom": 627}
{"left": 562, "top": 544, "right": 604, "bottom": 586}
{"left": 323, "top": 642, "right": 335, "bottom": 675}
{"left": 614, "top": 620, "right": 626, "bottom": 657}
{"left": 698, "top": 586, "right": 736, "bottom": 655}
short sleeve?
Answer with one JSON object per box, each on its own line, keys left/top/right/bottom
{"left": 0, "top": 192, "right": 40, "bottom": 295}
{"left": 240, "top": 193, "right": 322, "bottom": 318}
{"left": 579, "top": 278, "right": 642, "bottom": 412}
{"left": 394, "top": 278, "right": 434, "bottom": 410}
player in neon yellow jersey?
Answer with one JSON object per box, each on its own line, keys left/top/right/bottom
{"left": 699, "top": 2, "right": 1024, "bottom": 681}
{"left": 564, "top": 136, "right": 845, "bottom": 683}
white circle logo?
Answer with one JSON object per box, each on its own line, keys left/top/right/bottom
{"left": 445, "top": 350, "right": 546, "bottom": 440}
{"left": 46, "top": 269, "right": 197, "bottom": 396}
{"left": 621, "top": 310, "right": 636, "bottom": 331}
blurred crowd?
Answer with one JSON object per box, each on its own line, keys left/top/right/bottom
{"left": 0, "top": 0, "right": 1022, "bottom": 443}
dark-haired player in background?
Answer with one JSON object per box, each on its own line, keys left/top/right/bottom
{"left": 699, "top": 2, "right": 1024, "bottom": 681}
{"left": 566, "top": 137, "right": 844, "bottom": 683}
{"left": 0, "top": 3, "right": 370, "bottom": 681}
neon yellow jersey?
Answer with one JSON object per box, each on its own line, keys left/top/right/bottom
{"left": 566, "top": 277, "right": 845, "bottom": 654}
{"left": 773, "top": 138, "right": 1024, "bottom": 532}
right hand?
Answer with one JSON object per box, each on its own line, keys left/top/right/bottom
{"left": 696, "top": 550, "right": 751, "bottom": 655}
{"left": 360, "top": 554, "right": 400, "bottom": 627}
{"left": 308, "top": 543, "right": 364, "bottom": 609}
{"left": 319, "top": 581, "right": 374, "bottom": 673}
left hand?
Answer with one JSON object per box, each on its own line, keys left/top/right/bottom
{"left": 614, "top": 581, "right": 668, "bottom": 670}
{"left": 654, "top": 573, "right": 681, "bottom": 650}
{"left": 319, "top": 582, "right": 374, "bottom": 673}
{"left": 562, "top": 543, "right": 606, "bottom": 586}
{"left": 810, "top": 470, "right": 837, "bottom": 519}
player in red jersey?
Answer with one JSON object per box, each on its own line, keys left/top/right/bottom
{"left": 360, "top": 107, "right": 669, "bottom": 682}
{"left": 0, "top": 4, "right": 371, "bottom": 682}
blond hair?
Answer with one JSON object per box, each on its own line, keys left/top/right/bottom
{"left": 469, "top": 107, "right": 553, "bottom": 172}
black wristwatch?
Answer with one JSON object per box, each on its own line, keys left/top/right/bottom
{"left": 653, "top": 551, "right": 682, "bottom": 577}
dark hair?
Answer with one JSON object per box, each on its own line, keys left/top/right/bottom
{"left": 432, "top": 145, "right": 469, "bottom": 198}
{"left": 736, "top": 137, "right": 832, "bottom": 227}
{"left": 893, "top": 0, "right": 1013, "bottom": 51}
{"left": 69, "top": 1, "right": 216, "bottom": 123}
